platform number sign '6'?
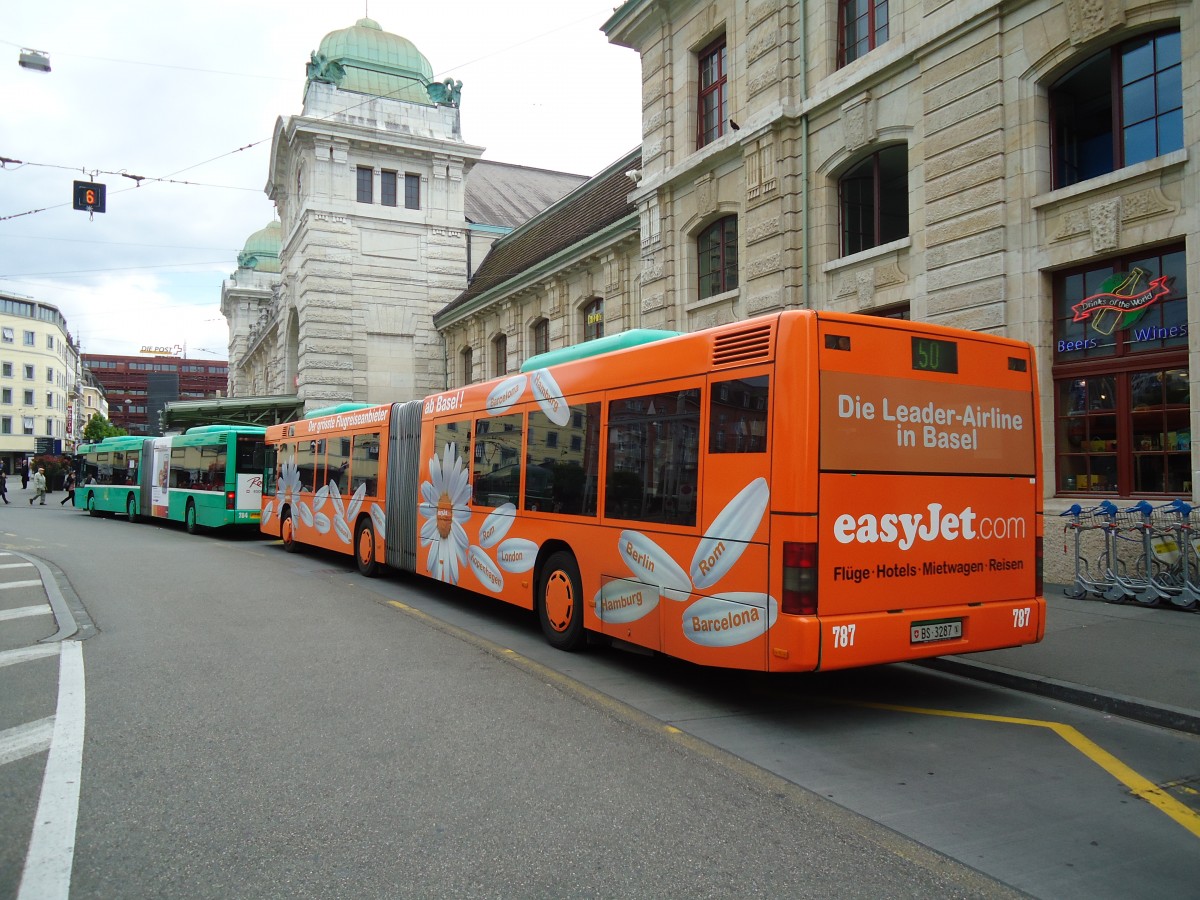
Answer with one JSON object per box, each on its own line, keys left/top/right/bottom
{"left": 72, "top": 180, "right": 106, "bottom": 214}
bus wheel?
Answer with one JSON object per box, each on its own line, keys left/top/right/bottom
{"left": 185, "top": 500, "right": 199, "bottom": 535}
{"left": 87, "top": 493, "right": 98, "bottom": 517}
{"left": 538, "top": 551, "right": 585, "bottom": 651}
{"left": 126, "top": 493, "right": 138, "bottom": 523}
{"left": 355, "top": 519, "right": 379, "bottom": 577}
{"left": 281, "top": 510, "right": 299, "bottom": 553}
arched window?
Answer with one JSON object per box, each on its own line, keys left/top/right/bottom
{"left": 697, "top": 216, "right": 738, "bottom": 299}
{"left": 1050, "top": 29, "right": 1182, "bottom": 188}
{"left": 583, "top": 299, "right": 604, "bottom": 342}
{"left": 531, "top": 318, "right": 549, "bottom": 357}
{"left": 492, "top": 334, "right": 507, "bottom": 378}
{"left": 839, "top": 145, "right": 908, "bottom": 256}
{"left": 460, "top": 346, "right": 473, "bottom": 385}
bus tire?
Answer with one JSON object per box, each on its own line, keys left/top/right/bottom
{"left": 355, "top": 517, "right": 379, "bottom": 577}
{"left": 87, "top": 493, "right": 98, "bottom": 517}
{"left": 281, "top": 510, "right": 299, "bottom": 553}
{"left": 126, "top": 493, "right": 138, "bottom": 523}
{"left": 185, "top": 499, "right": 199, "bottom": 535}
{"left": 537, "top": 550, "right": 585, "bottom": 651}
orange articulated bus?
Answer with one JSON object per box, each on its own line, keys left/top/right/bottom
{"left": 261, "top": 310, "right": 1044, "bottom": 672}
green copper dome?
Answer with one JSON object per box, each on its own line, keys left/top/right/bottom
{"left": 237, "top": 221, "right": 281, "bottom": 274}
{"left": 307, "top": 17, "right": 436, "bottom": 104}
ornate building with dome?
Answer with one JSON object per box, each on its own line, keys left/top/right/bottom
{"left": 222, "top": 17, "right": 586, "bottom": 408}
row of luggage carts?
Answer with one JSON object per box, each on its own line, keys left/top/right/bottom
{"left": 1060, "top": 499, "right": 1200, "bottom": 609}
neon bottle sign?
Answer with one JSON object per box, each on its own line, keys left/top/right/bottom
{"left": 1070, "top": 267, "right": 1172, "bottom": 336}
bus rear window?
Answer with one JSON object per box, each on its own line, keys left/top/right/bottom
{"left": 709, "top": 376, "right": 768, "bottom": 453}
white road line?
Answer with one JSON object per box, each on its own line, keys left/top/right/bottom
{"left": 0, "top": 717, "right": 55, "bottom": 766}
{"left": 0, "top": 604, "right": 51, "bottom": 621}
{"left": 0, "top": 581, "right": 44, "bottom": 592}
{"left": 0, "top": 644, "right": 60, "bottom": 669}
{"left": 18, "top": 640, "right": 86, "bottom": 900}
{"left": 0, "top": 563, "right": 35, "bottom": 570}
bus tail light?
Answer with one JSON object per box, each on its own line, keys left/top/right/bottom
{"left": 782, "top": 541, "right": 818, "bottom": 615}
{"left": 1035, "top": 536, "right": 1043, "bottom": 596}
{"left": 226, "top": 490, "right": 236, "bottom": 510}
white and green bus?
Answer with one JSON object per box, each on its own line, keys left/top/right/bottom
{"left": 75, "top": 425, "right": 266, "bottom": 533}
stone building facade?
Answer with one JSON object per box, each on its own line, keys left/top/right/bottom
{"left": 435, "top": 0, "right": 1199, "bottom": 582}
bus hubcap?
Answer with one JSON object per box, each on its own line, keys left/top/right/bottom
{"left": 544, "top": 570, "right": 574, "bottom": 632}
{"left": 359, "top": 530, "right": 372, "bottom": 565}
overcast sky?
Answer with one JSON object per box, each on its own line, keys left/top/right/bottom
{"left": 0, "top": 1, "right": 643, "bottom": 360}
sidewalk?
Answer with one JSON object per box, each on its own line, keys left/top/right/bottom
{"left": 922, "top": 587, "right": 1200, "bottom": 734}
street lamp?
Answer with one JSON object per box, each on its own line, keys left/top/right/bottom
{"left": 18, "top": 49, "right": 51, "bottom": 73}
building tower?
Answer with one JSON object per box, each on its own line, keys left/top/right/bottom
{"left": 258, "top": 17, "right": 484, "bottom": 410}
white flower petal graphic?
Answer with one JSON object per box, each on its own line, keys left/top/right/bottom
{"left": 347, "top": 483, "right": 366, "bottom": 521}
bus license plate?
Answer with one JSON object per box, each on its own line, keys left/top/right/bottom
{"left": 910, "top": 619, "right": 962, "bottom": 644}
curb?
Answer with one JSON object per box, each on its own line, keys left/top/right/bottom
{"left": 915, "top": 656, "right": 1200, "bottom": 736}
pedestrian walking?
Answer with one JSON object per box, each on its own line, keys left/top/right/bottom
{"left": 20, "top": 462, "right": 29, "bottom": 490}
{"left": 60, "top": 470, "right": 76, "bottom": 506}
{"left": 29, "top": 467, "right": 46, "bottom": 505}
{"left": 0, "top": 468, "right": 8, "bottom": 504}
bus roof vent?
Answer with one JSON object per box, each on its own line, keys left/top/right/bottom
{"left": 712, "top": 322, "right": 774, "bottom": 367}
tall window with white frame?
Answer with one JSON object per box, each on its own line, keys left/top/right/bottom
{"left": 698, "top": 216, "right": 738, "bottom": 299}
{"left": 356, "top": 166, "right": 373, "bottom": 203}
{"left": 492, "top": 334, "right": 507, "bottom": 378}
{"left": 839, "top": 0, "right": 889, "bottom": 66}
{"left": 1050, "top": 28, "right": 1182, "bottom": 189}
{"left": 697, "top": 36, "right": 727, "bottom": 149}
{"left": 381, "top": 170, "right": 398, "bottom": 207}
{"left": 839, "top": 145, "right": 908, "bottom": 256}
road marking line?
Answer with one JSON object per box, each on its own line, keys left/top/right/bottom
{"left": 0, "top": 644, "right": 60, "bottom": 669}
{"left": 847, "top": 699, "right": 1200, "bottom": 841}
{"left": 0, "top": 604, "right": 51, "bottom": 620}
{"left": 18, "top": 640, "right": 86, "bottom": 900}
{"left": 0, "top": 563, "right": 35, "bottom": 570}
{"left": 0, "top": 717, "right": 55, "bottom": 766}
{"left": 0, "top": 581, "right": 44, "bottom": 593}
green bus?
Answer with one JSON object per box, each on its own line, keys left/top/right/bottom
{"left": 74, "top": 425, "right": 266, "bottom": 532}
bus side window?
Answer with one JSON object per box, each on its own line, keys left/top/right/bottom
{"left": 350, "top": 433, "right": 380, "bottom": 497}
{"left": 473, "top": 414, "right": 521, "bottom": 508}
{"left": 326, "top": 437, "right": 350, "bottom": 493}
{"left": 606, "top": 388, "right": 701, "bottom": 526}
{"left": 263, "top": 445, "right": 278, "bottom": 497}
{"left": 709, "top": 375, "right": 769, "bottom": 454}
{"left": 525, "top": 402, "right": 600, "bottom": 516}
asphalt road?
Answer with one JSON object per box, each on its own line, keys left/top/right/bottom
{"left": 3, "top": 499, "right": 1198, "bottom": 898}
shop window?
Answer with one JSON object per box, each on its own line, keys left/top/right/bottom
{"left": 840, "top": 145, "right": 908, "bottom": 255}
{"left": 583, "top": 298, "right": 604, "bottom": 342}
{"left": 1052, "top": 246, "right": 1189, "bottom": 496}
{"left": 839, "top": 0, "right": 889, "bottom": 67}
{"left": 698, "top": 216, "right": 739, "bottom": 299}
{"left": 1050, "top": 29, "right": 1182, "bottom": 188}
{"left": 697, "top": 36, "right": 727, "bottom": 149}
